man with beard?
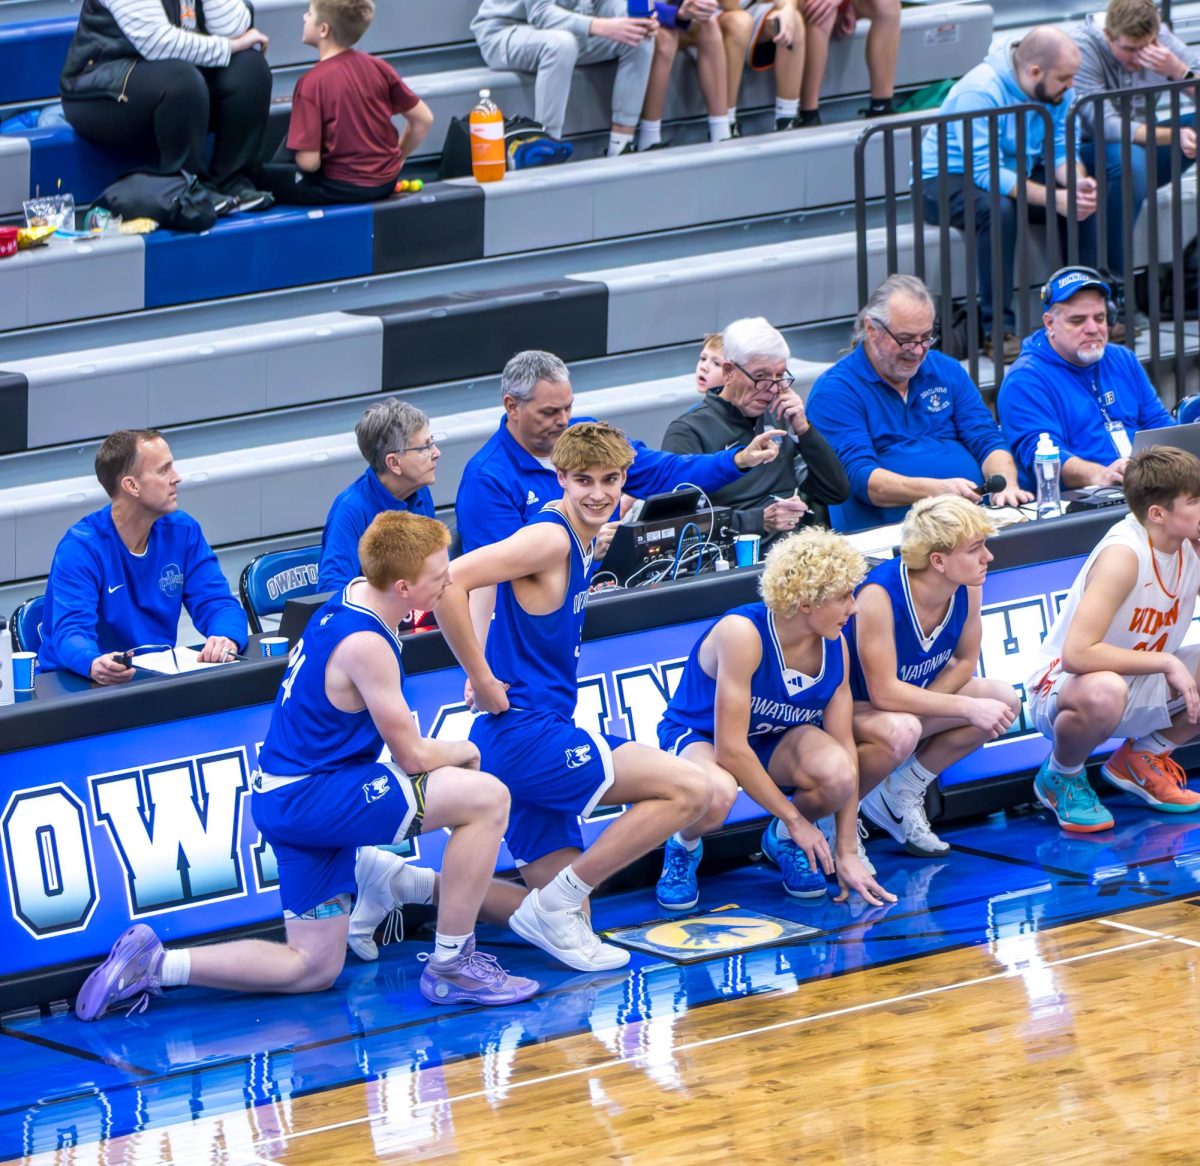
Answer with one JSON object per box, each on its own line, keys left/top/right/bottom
{"left": 919, "top": 25, "right": 1099, "bottom": 361}
{"left": 998, "top": 267, "right": 1175, "bottom": 493}
{"left": 806, "top": 275, "right": 1030, "bottom": 532}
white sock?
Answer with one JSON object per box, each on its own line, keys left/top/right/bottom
{"left": 1049, "top": 751, "right": 1085, "bottom": 777}
{"left": 774, "top": 97, "right": 799, "bottom": 120}
{"left": 673, "top": 831, "right": 701, "bottom": 851}
{"left": 431, "top": 932, "right": 472, "bottom": 965}
{"left": 1131, "top": 731, "right": 1175, "bottom": 755}
{"left": 160, "top": 949, "right": 190, "bottom": 987}
{"left": 707, "top": 115, "right": 731, "bottom": 142}
{"left": 727, "top": 106, "right": 738, "bottom": 122}
{"left": 608, "top": 129, "right": 635, "bottom": 157}
{"left": 539, "top": 866, "right": 594, "bottom": 912}
{"left": 636, "top": 119, "right": 662, "bottom": 150}
{"left": 890, "top": 756, "right": 938, "bottom": 791}
{"left": 390, "top": 861, "right": 435, "bottom": 906}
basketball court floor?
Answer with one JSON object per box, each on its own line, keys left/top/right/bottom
{"left": 6, "top": 792, "right": 1200, "bottom": 1165}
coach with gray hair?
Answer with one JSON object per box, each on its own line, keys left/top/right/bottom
{"left": 807, "top": 275, "right": 1030, "bottom": 532}
{"left": 455, "top": 348, "right": 782, "bottom": 553}
{"left": 661, "top": 317, "right": 849, "bottom": 542}
{"left": 318, "top": 397, "right": 440, "bottom": 592}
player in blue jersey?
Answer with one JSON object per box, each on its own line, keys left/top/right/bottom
{"left": 40, "top": 429, "right": 248, "bottom": 682}
{"left": 653, "top": 528, "right": 895, "bottom": 910}
{"left": 437, "top": 422, "right": 713, "bottom": 973}
{"left": 75, "top": 513, "right": 542, "bottom": 1020}
{"left": 851, "top": 496, "right": 1020, "bottom": 858}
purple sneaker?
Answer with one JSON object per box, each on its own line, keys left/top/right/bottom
{"left": 419, "top": 943, "right": 539, "bottom": 1006}
{"left": 75, "top": 924, "right": 164, "bottom": 1021}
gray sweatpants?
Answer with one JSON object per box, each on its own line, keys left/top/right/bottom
{"left": 475, "top": 0, "right": 654, "bottom": 138}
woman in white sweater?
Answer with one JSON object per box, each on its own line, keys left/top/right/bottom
{"left": 60, "top": 0, "right": 273, "bottom": 208}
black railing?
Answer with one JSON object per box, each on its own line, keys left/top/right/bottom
{"left": 854, "top": 102, "right": 1057, "bottom": 387}
{"left": 1064, "top": 76, "right": 1200, "bottom": 409}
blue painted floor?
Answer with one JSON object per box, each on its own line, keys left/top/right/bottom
{"left": 7, "top": 794, "right": 1200, "bottom": 1160}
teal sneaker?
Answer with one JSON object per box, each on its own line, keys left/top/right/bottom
{"left": 656, "top": 836, "right": 703, "bottom": 911}
{"left": 1033, "top": 759, "right": 1114, "bottom": 833}
{"left": 761, "top": 820, "right": 827, "bottom": 898}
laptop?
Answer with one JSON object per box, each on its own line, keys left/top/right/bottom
{"left": 1132, "top": 421, "right": 1200, "bottom": 457}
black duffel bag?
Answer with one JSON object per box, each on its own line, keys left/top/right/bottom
{"left": 94, "top": 170, "right": 221, "bottom": 233}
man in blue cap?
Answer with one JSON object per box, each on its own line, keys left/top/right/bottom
{"left": 998, "top": 266, "right": 1175, "bottom": 492}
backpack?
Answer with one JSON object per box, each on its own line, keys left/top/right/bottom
{"left": 94, "top": 170, "right": 221, "bottom": 234}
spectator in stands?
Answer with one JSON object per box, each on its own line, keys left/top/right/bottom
{"left": 259, "top": 0, "right": 434, "bottom": 205}
{"left": 60, "top": 0, "right": 274, "bottom": 211}
{"left": 1073, "top": 0, "right": 1200, "bottom": 282}
{"left": 637, "top": 0, "right": 732, "bottom": 150}
{"left": 998, "top": 267, "right": 1174, "bottom": 492}
{"left": 471, "top": 0, "right": 657, "bottom": 157}
{"left": 920, "top": 25, "right": 1099, "bottom": 361}
{"left": 662, "top": 316, "right": 850, "bottom": 539}
{"left": 715, "top": 0, "right": 806, "bottom": 132}
{"left": 39, "top": 429, "right": 248, "bottom": 685}
{"left": 695, "top": 332, "right": 727, "bottom": 394}
{"left": 806, "top": 274, "right": 1031, "bottom": 532}
{"left": 798, "top": 0, "right": 900, "bottom": 125}
{"left": 319, "top": 399, "right": 439, "bottom": 594}
{"left": 455, "top": 349, "right": 782, "bottom": 552}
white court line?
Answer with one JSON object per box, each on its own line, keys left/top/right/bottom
{"left": 1098, "top": 917, "right": 1200, "bottom": 948}
{"left": 256, "top": 935, "right": 1160, "bottom": 1149}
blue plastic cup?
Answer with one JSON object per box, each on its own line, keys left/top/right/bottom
{"left": 260, "top": 636, "right": 289, "bottom": 658}
{"left": 627, "top": 0, "right": 653, "bottom": 15}
{"left": 12, "top": 651, "right": 36, "bottom": 690}
{"left": 734, "top": 534, "right": 761, "bottom": 567}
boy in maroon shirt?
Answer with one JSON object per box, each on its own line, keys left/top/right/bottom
{"left": 261, "top": 0, "right": 434, "bottom": 204}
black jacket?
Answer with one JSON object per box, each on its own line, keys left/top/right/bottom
{"left": 661, "top": 391, "right": 850, "bottom": 540}
{"left": 61, "top": 0, "right": 209, "bottom": 101}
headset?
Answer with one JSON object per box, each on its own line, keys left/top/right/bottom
{"left": 1040, "top": 265, "right": 1118, "bottom": 327}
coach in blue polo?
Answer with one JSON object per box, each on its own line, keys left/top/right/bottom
{"left": 807, "top": 274, "right": 1031, "bottom": 532}
{"left": 455, "top": 349, "right": 782, "bottom": 551}
{"left": 40, "top": 428, "right": 247, "bottom": 684}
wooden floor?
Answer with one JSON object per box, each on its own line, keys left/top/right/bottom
{"left": 19, "top": 898, "right": 1200, "bottom": 1166}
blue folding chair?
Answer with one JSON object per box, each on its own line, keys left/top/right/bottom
{"left": 1176, "top": 395, "right": 1200, "bottom": 425}
{"left": 239, "top": 546, "right": 321, "bottom": 634}
{"left": 11, "top": 595, "right": 45, "bottom": 653}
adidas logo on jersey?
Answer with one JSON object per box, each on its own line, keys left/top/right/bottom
{"left": 526, "top": 490, "right": 539, "bottom": 506}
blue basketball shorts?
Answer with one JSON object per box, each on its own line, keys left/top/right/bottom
{"left": 657, "top": 715, "right": 783, "bottom": 772}
{"left": 252, "top": 760, "right": 427, "bottom": 917}
{"left": 470, "top": 708, "right": 627, "bottom": 866}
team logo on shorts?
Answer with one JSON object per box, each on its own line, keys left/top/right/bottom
{"left": 565, "top": 744, "right": 592, "bottom": 769}
{"left": 363, "top": 774, "right": 392, "bottom": 803}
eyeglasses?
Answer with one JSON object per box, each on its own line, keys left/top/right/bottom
{"left": 391, "top": 440, "right": 438, "bottom": 459}
{"left": 731, "top": 361, "right": 796, "bottom": 392}
{"left": 872, "top": 320, "right": 940, "bottom": 353}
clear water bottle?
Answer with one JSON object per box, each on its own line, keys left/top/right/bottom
{"left": 0, "top": 616, "right": 12, "bottom": 706}
{"left": 1035, "top": 432, "right": 1062, "bottom": 521}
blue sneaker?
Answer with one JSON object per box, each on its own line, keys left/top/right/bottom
{"left": 761, "top": 820, "right": 827, "bottom": 898}
{"left": 1033, "top": 759, "right": 1114, "bottom": 833}
{"left": 656, "top": 836, "right": 703, "bottom": 911}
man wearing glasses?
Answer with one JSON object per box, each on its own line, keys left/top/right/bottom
{"left": 807, "top": 274, "right": 1031, "bottom": 533}
{"left": 319, "top": 399, "right": 441, "bottom": 593}
{"left": 661, "top": 317, "right": 849, "bottom": 542}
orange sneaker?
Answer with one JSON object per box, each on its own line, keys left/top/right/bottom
{"left": 1100, "top": 743, "right": 1200, "bottom": 813}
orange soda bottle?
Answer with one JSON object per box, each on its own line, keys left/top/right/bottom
{"left": 469, "top": 89, "right": 506, "bottom": 184}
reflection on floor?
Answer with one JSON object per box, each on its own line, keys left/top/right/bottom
{"left": 7, "top": 795, "right": 1200, "bottom": 1161}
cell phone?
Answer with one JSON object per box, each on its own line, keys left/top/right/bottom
{"left": 113, "top": 651, "right": 133, "bottom": 668}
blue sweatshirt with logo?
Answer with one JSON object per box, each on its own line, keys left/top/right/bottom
{"left": 998, "top": 330, "right": 1174, "bottom": 491}
{"left": 39, "top": 508, "right": 248, "bottom": 678}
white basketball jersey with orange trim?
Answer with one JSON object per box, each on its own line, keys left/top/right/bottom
{"left": 1030, "top": 514, "right": 1200, "bottom": 691}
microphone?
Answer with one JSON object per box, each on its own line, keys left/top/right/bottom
{"left": 975, "top": 474, "right": 1007, "bottom": 498}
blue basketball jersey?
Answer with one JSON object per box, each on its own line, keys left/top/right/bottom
{"left": 485, "top": 506, "right": 593, "bottom": 717}
{"left": 846, "top": 557, "right": 968, "bottom": 700}
{"left": 257, "top": 587, "right": 404, "bottom": 776}
{"left": 661, "top": 601, "right": 844, "bottom": 742}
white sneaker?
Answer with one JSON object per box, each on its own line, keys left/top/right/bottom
{"left": 817, "top": 816, "right": 877, "bottom": 877}
{"left": 860, "top": 778, "right": 917, "bottom": 847}
{"left": 509, "top": 889, "right": 630, "bottom": 972}
{"left": 348, "top": 847, "right": 433, "bottom": 961}
{"left": 899, "top": 800, "right": 950, "bottom": 858}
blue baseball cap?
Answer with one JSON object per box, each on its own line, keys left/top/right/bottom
{"left": 1042, "top": 268, "right": 1111, "bottom": 308}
